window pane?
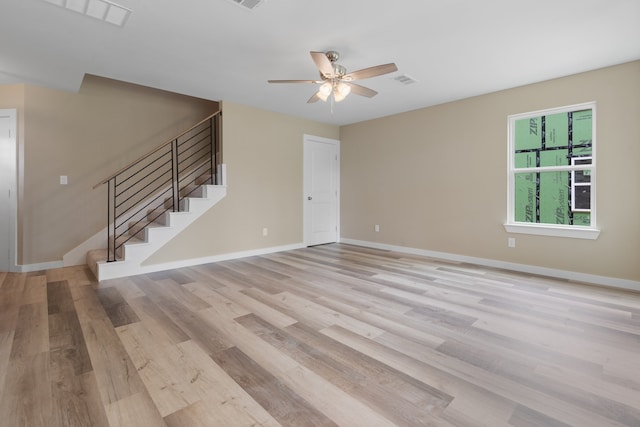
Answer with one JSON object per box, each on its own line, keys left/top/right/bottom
{"left": 540, "top": 171, "right": 570, "bottom": 224}
{"left": 515, "top": 152, "right": 536, "bottom": 168}
{"left": 573, "top": 212, "right": 591, "bottom": 226}
{"left": 514, "top": 173, "right": 537, "bottom": 223}
{"left": 545, "top": 112, "right": 569, "bottom": 148}
{"left": 540, "top": 149, "right": 568, "bottom": 167}
{"left": 573, "top": 169, "right": 591, "bottom": 183}
{"left": 574, "top": 185, "right": 591, "bottom": 210}
{"left": 515, "top": 116, "right": 542, "bottom": 150}
{"left": 573, "top": 109, "right": 592, "bottom": 145}
{"left": 573, "top": 146, "right": 592, "bottom": 158}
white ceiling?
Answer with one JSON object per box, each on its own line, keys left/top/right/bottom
{"left": 1, "top": 0, "right": 639, "bottom": 126}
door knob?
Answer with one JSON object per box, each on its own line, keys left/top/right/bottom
{"left": 307, "top": 196, "right": 312, "bottom": 200}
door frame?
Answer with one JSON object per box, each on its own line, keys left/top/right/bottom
{"left": 0, "top": 109, "right": 17, "bottom": 272}
{"left": 303, "top": 134, "right": 340, "bottom": 246}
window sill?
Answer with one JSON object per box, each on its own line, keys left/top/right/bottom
{"left": 503, "top": 223, "right": 600, "bottom": 240}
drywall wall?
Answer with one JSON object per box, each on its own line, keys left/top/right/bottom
{"left": 340, "top": 60, "right": 640, "bottom": 282}
{"left": 15, "top": 75, "right": 218, "bottom": 265}
{"left": 145, "top": 101, "right": 340, "bottom": 265}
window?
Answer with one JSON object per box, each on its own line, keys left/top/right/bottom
{"left": 504, "top": 102, "right": 599, "bottom": 239}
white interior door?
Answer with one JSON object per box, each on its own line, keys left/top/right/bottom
{"left": 303, "top": 135, "right": 339, "bottom": 246}
{"left": 0, "top": 110, "right": 17, "bottom": 272}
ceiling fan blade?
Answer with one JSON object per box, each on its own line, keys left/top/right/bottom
{"left": 268, "top": 79, "right": 322, "bottom": 84}
{"left": 310, "top": 51, "right": 334, "bottom": 78}
{"left": 345, "top": 82, "right": 378, "bottom": 98}
{"left": 343, "top": 63, "right": 398, "bottom": 81}
{"left": 307, "top": 92, "right": 321, "bottom": 103}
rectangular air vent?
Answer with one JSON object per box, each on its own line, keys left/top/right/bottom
{"left": 41, "top": 0, "right": 132, "bottom": 26}
{"left": 229, "top": 0, "right": 265, "bottom": 10}
{"left": 393, "top": 74, "right": 418, "bottom": 85}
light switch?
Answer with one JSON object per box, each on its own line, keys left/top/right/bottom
{"left": 60, "top": 175, "right": 68, "bottom": 185}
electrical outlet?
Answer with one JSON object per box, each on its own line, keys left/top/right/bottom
{"left": 262, "top": 227, "right": 268, "bottom": 237}
{"left": 508, "top": 237, "right": 516, "bottom": 248}
{"left": 60, "top": 175, "right": 68, "bottom": 185}
{"left": 374, "top": 224, "right": 380, "bottom": 232}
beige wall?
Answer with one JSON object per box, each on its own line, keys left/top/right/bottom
{"left": 340, "top": 60, "right": 640, "bottom": 282}
{"left": 10, "top": 75, "right": 218, "bottom": 264}
{"left": 146, "top": 101, "right": 340, "bottom": 264}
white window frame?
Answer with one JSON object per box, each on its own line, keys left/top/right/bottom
{"left": 504, "top": 102, "right": 600, "bottom": 239}
{"left": 571, "top": 156, "right": 592, "bottom": 213}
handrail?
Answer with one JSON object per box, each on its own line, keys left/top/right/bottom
{"left": 93, "top": 110, "right": 221, "bottom": 189}
{"left": 97, "top": 110, "right": 222, "bottom": 262}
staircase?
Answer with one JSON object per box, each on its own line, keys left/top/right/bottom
{"left": 88, "top": 111, "right": 225, "bottom": 281}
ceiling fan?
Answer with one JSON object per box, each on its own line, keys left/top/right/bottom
{"left": 268, "top": 51, "right": 398, "bottom": 104}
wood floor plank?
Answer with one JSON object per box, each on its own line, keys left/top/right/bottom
{"left": 213, "top": 285, "right": 298, "bottom": 328}
{"left": 0, "top": 352, "right": 53, "bottom": 427}
{"left": 10, "top": 302, "right": 49, "bottom": 359}
{"left": 182, "top": 281, "right": 252, "bottom": 319}
{"left": 81, "top": 317, "right": 147, "bottom": 405}
{"left": 174, "top": 339, "right": 285, "bottom": 427}
{"left": 96, "top": 286, "right": 140, "bottom": 328}
{"left": 211, "top": 345, "right": 338, "bottom": 427}
{"left": 126, "top": 295, "right": 191, "bottom": 346}
{"left": 105, "top": 391, "right": 168, "bottom": 427}
{"left": 116, "top": 322, "right": 205, "bottom": 417}
{"left": 508, "top": 404, "right": 572, "bottom": 427}
{"left": 163, "top": 393, "right": 282, "bottom": 427}
{"left": 49, "top": 359, "right": 110, "bottom": 427}
{"left": 48, "top": 309, "right": 93, "bottom": 375}
{"left": 22, "top": 274, "right": 47, "bottom": 305}
{"left": 47, "top": 280, "right": 76, "bottom": 314}
{"left": 243, "top": 288, "right": 386, "bottom": 338}
{"left": 131, "top": 276, "right": 234, "bottom": 355}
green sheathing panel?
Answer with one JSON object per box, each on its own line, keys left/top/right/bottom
{"left": 573, "top": 145, "right": 592, "bottom": 157}
{"left": 515, "top": 173, "right": 537, "bottom": 223}
{"left": 515, "top": 152, "right": 536, "bottom": 168}
{"left": 573, "top": 109, "right": 593, "bottom": 146}
{"left": 540, "top": 171, "right": 570, "bottom": 224}
{"left": 514, "top": 116, "right": 542, "bottom": 153}
{"left": 545, "top": 112, "right": 569, "bottom": 148}
{"left": 573, "top": 211, "right": 591, "bottom": 226}
{"left": 540, "top": 149, "right": 568, "bottom": 167}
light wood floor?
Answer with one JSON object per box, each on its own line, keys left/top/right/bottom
{"left": 1, "top": 244, "right": 639, "bottom": 427}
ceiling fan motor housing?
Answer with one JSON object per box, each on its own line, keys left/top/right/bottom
{"left": 325, "top": 51, "right": 340, "bottom": 63}
{"left": 319, "top": 51, "right": 346, "bottom": 80}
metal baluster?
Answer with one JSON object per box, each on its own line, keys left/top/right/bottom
{"left": 107, "top": 179, "right": 111, "bottom": 262}
{"left": 171, "top": 139, "right": 177, "bottom": 212}
{"left": 112, "top": 176, "right": 117, "bottom": 261}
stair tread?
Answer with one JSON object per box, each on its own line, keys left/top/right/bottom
{"left": 87, "top": 248, "right": 123, "bottom": 265}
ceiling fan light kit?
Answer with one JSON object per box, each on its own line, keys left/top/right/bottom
{"left": 333, "top": 82, "right": 351, "bottom": 102}
{"left": 268, "top": 51, "right": 398, "bottom": 105}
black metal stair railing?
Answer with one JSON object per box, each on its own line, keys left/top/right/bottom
{"left": 94, "top": 111, "right": 222, "bottom": 262}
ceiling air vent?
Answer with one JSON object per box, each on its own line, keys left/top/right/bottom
{"left": 40, "top": 0, "right": 132, "bottom": 26}
{"left": 393, "top": 74, "right": 418, "bottom": 85}
{"left": 228, "top": 0, "right": 265, "bottom": 10}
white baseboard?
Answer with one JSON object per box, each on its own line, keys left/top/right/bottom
{"left": 16, "top": 260, "right": 65, "bottom": 273}
{"left": 134, "top": 243, "right": 306, "bottom": 277}
{"left": 339, "top": 238, "right": 640, "bottom": 292}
